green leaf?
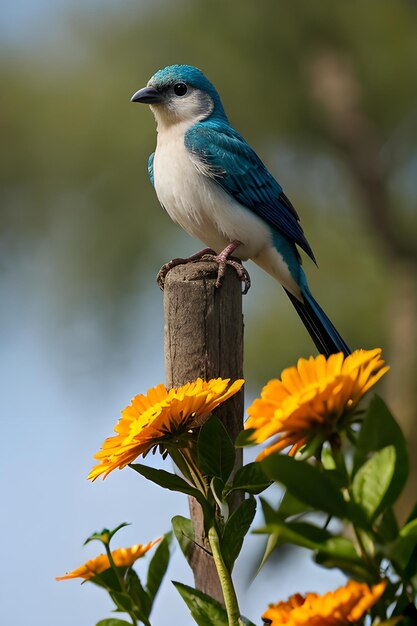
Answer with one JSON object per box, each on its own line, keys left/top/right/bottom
{"left": 354, "top": 396, "right": 409, "bottom": 511}
{"left": 256, "top": 515, "right": 372, "bottom": 580}
{"left": 235, "top": 428, "right": 256, "bottom": 447}
{"left": 96, "top": 617, "right": 132, "bottom": 626}
{"left": 296, "top": 432, "right": 326, "bottom": 461}
{"left": 256, "top": 532, "right": 280, "bottom": 572}
{"left": 222, "top": 496, "right": 256, "bottom": 572}
{"left": 129, "top": 464, "right": 199, "bottom": 498}
{"left": 129, "top": 464, "right": 212, "bottom": 524}
{"left": 211, "top": 477, "right": 227, "bottom": 507}
{"left": 385, "top": 518, "right": 417, "bottom": 572}
{"left": 375, "top": 507, "right": 399, "bottom": 542}
{"left": 109, "top": 591, "right": 136, "bottom": 614}
{"left": 255, "top": 518, "right": 332, "bottom": 546}
{"left": 90, "top": 567, "right": 123, "bottom": 591}
{"left": 173, "top": 582, "right": 256, "bottom": 626}
{"left": 277, "top": 490, "right": 312, "bottom": 518}
{"left": 352, "top": 446, "right": 396, "bottom": 520}
{"left": 257, "top": 502, "right": 331, "bottom": 547}
{"left": 146, "top": 532, "right": 172, "bottom": 606}
{"left": 261, "top": 454, "right": 348, "bottom": 518}
{"left": 172, "top": 516, "right": 195, "bottom": 567}
{"left": 125, "top": 569, "right": 152, "bottom": 622}
{"left": 321, "top": 447, "right": 349, "bottom": 486}
{"left": 325, "top": 468, "right": 349, "bottom": 491}
{"left": 321, "top": 446, "right": 337, "bottom": 470}
{"left": 403, "top": 545, "right": 417, "bottom": 580}
{"left": 227, "top": 462, "right": 271, "bottom": 495}
{"left": 173, "top": 581, "right": 228, "bottom": 626}
{"left": 259, "top": 497, "right": 278, "bottom": 525}
{"left": 85, "top": 522, "right": 131, "bottom": 547}
{"left": 197, "top": 416, "right": 235, "bottom": 482}
{"left": 314, "top": 538, "right": 376, "bottom": 583}
{"left": 126, "top": 569, "right": 151, "bottom": 617}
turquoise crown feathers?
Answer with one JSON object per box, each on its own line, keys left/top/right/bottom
{"left": 149, "top": 64, "right": 228, "bottom": 121}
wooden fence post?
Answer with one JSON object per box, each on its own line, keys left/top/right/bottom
{"left": 163, "top": 260, "right": 244, "bottom": 603}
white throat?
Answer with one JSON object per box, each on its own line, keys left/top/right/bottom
{"left": 149, "top": 90, "right": 214, "bottom": 134}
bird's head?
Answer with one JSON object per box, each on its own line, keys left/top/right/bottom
{"left": 131, "top": 65, "right": 227, "bottom": 130}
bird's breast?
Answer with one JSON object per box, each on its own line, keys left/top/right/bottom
{"left": 153, "top": 128, "right": 271, "bottom": 259}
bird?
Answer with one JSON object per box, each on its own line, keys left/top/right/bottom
{"left": 131, "top": 64, "right": 350, "bottom": 357}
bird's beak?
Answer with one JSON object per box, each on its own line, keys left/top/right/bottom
{"left": 130, "top": 86, "right": 163, "bottom": 104}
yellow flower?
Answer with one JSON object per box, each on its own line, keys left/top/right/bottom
{"left": 246, "top": 349, "right": 388, "bottom": 460}
{"left": 56, "top": 539, "right": 160, "bottom": 581}
{"left": 88, "top": 377, "right": 244, "bottom": 480}
{"left": 262, "top": 580, "right": 386, "bottom": 625}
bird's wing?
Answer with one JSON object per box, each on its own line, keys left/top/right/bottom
{"left": 185, "top": 122, "right": 315, "bottom": 262}
{"left": 148, "top": 152, "right": 155, "bottom": 187}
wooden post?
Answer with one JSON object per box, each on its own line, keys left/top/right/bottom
{"left": 163, "top": 260, "right": 244, "bottom": 603}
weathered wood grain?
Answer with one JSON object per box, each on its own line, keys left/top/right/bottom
{"left": 163, "top": 261, "right": 244, "bottom": 603}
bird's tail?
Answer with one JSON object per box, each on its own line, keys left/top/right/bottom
{"left": 285, "top": 286, "right": 351, "bottom": 357}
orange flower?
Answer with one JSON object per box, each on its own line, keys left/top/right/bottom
{"left": 262, "top": 580, "right": 386, "bottom": 625}
{"left": 245, "top": 349, "right": 388, "bottom": 460}
{"left": 56, "top": 539, "right": 160, "bottom": 581}
{"left": 88, "top": 378, "right": 244, "bottom": 480}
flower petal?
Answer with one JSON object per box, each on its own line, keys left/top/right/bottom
{"left": 246, "top": 349, "right": 388, "bottom": 457}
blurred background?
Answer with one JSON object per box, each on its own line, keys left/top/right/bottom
{"left": 1, "top": 1, "right": 417, "bottom": 624}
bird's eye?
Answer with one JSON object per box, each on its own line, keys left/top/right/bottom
{"left": 173, "top": 82, "right": 188, "bottom": 96}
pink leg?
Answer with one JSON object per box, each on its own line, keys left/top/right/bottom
{"left": 216, "top": 240, "right": 241, "bottom": 261}
{"left": 200, "top": 240, "right": 251, "bottom": 294}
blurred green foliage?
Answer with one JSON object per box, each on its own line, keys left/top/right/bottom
{"left": 1, "top": 0, "right": 416, "bottom": 384}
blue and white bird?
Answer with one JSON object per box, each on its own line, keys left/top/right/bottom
{"left": 131, "top": 65, "right": 350, "bottom": 357}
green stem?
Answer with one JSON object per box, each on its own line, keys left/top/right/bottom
{"left": 111, "top": 594, "right": 139, "bottom": 626}
{"left": 128, "top": 611, "right": 139, "bottom": 626}
{"left": 208, "top": 526, "right": 243, "bottom": 626}
{"left": 105, "top": 545, "right": 139, "bottom": 626}
{"left": 352, "top": 525, "right": 378, "bottom": 575}
{"left": 330, "top": 443, "right": 380, "bottom": 580}
{"left": 179, "top": 448, "right": 207, "bottom": 495}
{"left": 105, "top": 543, "right": 125, "bottom": 591}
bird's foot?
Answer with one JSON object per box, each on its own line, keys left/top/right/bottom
{"left": 157, "top": 247, "right": 216, "bottom": 290}
{"left": 195, "top": 240, "right": 250, "bottom": 294}
{"left": 215, "top": 240, "right": 251, "bottom": 294}
{"left": 200, "top": 253, "right": 251, "bottom": 294}
{"left": 157, "top": 241, "right": 251, "bottom": 294}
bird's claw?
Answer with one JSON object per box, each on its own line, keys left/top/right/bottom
{"left": 157, "top": 248, "right": 217, "bottom": 290}
{"left": 157, "top": 250, "right": 251, "bottom": 294}
{"left": 157, "top": 258, "right": 186, "bottom": 290}
{"left": 200, "top": 254, "right": 251, "bottom": 294}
